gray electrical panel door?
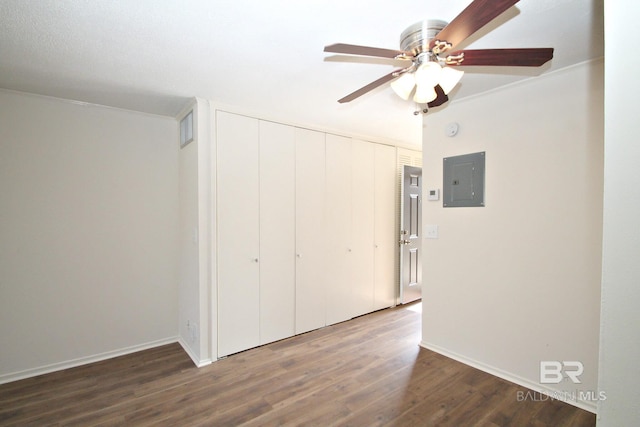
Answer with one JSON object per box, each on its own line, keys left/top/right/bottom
{"left": 443, "top": 151, "right": 485, "bottom": 207}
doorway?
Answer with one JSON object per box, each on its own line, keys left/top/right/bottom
{"left": 399, "top": 165, "right": 422, "bottom": 304}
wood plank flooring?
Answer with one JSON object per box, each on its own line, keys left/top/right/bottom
{"left": 0, "top": 303, "right": 595, "bottom": 426}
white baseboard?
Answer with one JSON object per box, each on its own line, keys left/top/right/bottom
{"left": 178, "top": 338, "right": 213, "bottom": 368}
{"left": 420, "top": 341, "right": 598, "bottom": 414}
{"left": 0, "top": 337, "right": 179, "bottom": 385}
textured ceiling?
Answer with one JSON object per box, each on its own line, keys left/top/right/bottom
{"left": 0, "top": 0, "right": 603, "bottom": 146}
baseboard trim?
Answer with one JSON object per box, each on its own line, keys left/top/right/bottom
{"left": 178, "top": 338, "right": 213, "bottom": 368}
{"left": 420, "top": 341, "right": 597, "bottom": 414}
{"left": 0, "top": 337, "right": 179, "bottom": 385}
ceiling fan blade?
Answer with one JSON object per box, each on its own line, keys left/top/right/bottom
{"left": 446, "top": 48, "right": 554, "bottom": 66}
{"left": 324, "top": 43, "right": 409, "bottom": 59}
{"left": 337, "top": 69, "right": 405, "bottom": 103}
{"left": 430, "top": 0, "right": 520, "bottom": 51}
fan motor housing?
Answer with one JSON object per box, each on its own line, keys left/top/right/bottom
{"left": 400, "top": 20, "right": 448, "bottom": 55}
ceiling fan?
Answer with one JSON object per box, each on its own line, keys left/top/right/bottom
{"left": 324, "top": 0, "right": 554, "bottom": 113}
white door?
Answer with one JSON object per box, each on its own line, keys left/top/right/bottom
{"left": 217, "top": 111, "right": 260, "bottom": 357}
{"left": 325, "top": 134, "right": 353, "bottom": 325}
{"left": 351, "top": 140, "right": 375, "bottom": 317}
{"left": 295, "top": 128, "right": 326, "bottom": 334}
{"left": 400, "top": 165, "right": 422, "bottom": 304}
{"left": 374, "top": 144, "right": 397, "bottom": 310}
{"left": 259, "top": 121, "right": 295, "bottom": 344}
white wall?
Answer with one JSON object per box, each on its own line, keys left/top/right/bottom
{"left": 597, "top": 2, "right": 640, "bottom": 425}
{"left": 177, "top": 99, "right": 214, "bottom": 366}
{"left": 0, "top": 90, "right": 179, "bottom": 382}
{"left": 177, "top": 103, "right": 201, "bottom": 362}
{"left": 421, "top": 60, "right": 604, "bottom": 412}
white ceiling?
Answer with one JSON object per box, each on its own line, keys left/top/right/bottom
{"left": 0, "top": 0, "right": 603, "bottom": 146}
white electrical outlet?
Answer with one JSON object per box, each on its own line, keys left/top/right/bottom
{"left": 190, "top": 322, "right": 198, "bottom": 342}
{"left": 186, "top": 320, "right": 198, "bottom": 343}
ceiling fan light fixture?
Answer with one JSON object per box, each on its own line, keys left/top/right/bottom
{"left": 390, "top": 72, "right": 416, "bottom": 100}
{"left": 439, "top": 67, "right": 465, "bottom": 95}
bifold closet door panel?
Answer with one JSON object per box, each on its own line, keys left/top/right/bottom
{"left": 351, "top": 140, "right": 376, "bottom": 317}
{"left": 217, "top": 111, "right": 260, "bottom": 357}
{"left": 295, "top": 128, "right": 326, "bottom": 334}
{"left": 374, "top": 144, "right": 398, "bottom": 310}
{"left": 259, "top": 120, "right": 296, "bottom": 344}
{"left": 325, "top": 134, "right": 354, "bottom": 325}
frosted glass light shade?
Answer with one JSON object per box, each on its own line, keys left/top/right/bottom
{"left": 439, "top": 67, "right": 465, "bottom": 95}
{"left": 414, "top": 62, "right": 442, "bottom": 87}
{"left": 413, "top": 84, "right": 437, "bottom": 103}
{"left": 390, "top": 72, "right": 416, "bottom": 100}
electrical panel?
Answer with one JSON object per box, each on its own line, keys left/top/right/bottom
{"left": 443, "top": 151, "right": 485, "bottom": 207}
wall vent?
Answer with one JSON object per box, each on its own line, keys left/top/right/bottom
{"left": 180, "top": 110, "right": 194, "bottom": 148}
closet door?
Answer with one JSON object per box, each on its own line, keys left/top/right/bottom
{"left": 217, "top": 111, "right": 260, "bottom": 357}
{"left": 295, "top": 128, "right": 326, "bottom": 334}
{"left": 259, "top": 121, "right": 295, "bottom": 344}
{"left": 374, "top": 144, "right": 397, "bottom": 310}
{"left": 351, "top": 140, "right": 376, "bottom": 317}
{"left": 325, "top": 134, "right": 353, "bottom": 325}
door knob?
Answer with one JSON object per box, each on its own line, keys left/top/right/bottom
{"left": 399, "top": 239, "right": 410, "bottom": 245}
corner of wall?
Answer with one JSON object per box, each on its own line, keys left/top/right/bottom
{"left": 178, "top": 97, "right": 216, "bottom": 366}
{"left": 597, "top": 3, "right": 640, "bottom": 424}
{"left": 178, "top": 337, "right": 213, "bottom": 368}
{"left": 178, "top": 98, "right": 202, "bottom": 365}
{"left": 196, "top": 98, "right": 215, "bottom": 362}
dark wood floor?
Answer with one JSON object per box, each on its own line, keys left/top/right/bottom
{"left": 0, "top": 303, "right": 595, "bottom": 426}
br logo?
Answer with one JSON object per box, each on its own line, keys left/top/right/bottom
{"left": 540, "top": 361, "right": 584, "bottom": 384}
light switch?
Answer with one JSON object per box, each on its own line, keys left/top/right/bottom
{"left": 425, "top": 224, "right": 439, "bottom": 239}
